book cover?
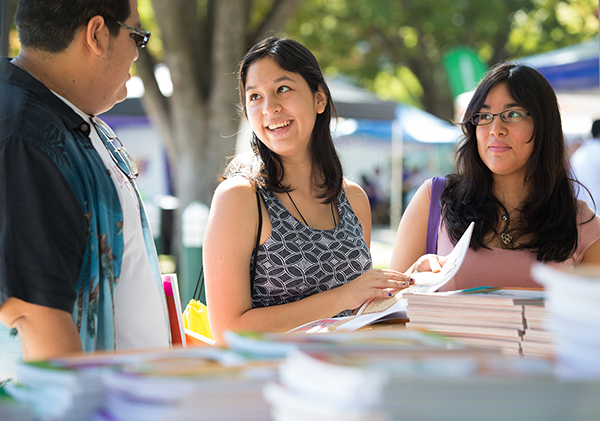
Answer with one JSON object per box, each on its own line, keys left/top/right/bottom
{"left": 404, "top": 287, "right": 545, "bottom": 307}
{"left": 162, "top": 273, "right": 187, "bottom": 347}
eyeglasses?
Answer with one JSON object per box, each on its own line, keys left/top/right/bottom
{"left": 91, "top": 117, "right": 139, "bottom": 180}
{"left": 471, "top": 109, "right": 531, "bottom": 126}
{"left": 117, "top": 21, "right": 151, "bottom": 48}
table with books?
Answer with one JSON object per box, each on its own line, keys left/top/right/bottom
{"left": 3, "top": 262, "right": 600, "bottom": 421}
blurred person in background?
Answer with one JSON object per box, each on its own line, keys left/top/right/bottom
{"left": 570, "top": 119, "right": 600, "bottom": 212}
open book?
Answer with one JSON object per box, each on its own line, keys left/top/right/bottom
{"left": 287, "top": 297, "right": 408, "bottom": 333}
{"left": 288, "top": 222, "right": 475, "bottom": 333}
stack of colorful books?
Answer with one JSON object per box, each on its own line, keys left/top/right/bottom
{"left": 259, "top": 329, "right": 497, "bottom": 421}
{"left": 260, "top": 328, "right": 600, "bottom": 420}
{"left": 4, "top": 359, "right": 107, "bottom": 420}
{"left": 404, "top": 287, "right": 546, "bottom": 356}
{"left": 3, "top": 347, "right": 277, "bottom": 421}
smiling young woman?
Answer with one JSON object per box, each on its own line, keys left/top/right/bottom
{"left": 243, "top": 57, "right": 327, "bottom": 160}
{"left": 200, "top": 37, "right": 441, "bottom": 344}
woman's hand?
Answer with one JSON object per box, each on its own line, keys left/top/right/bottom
{"left": 338, "top": 269, "right": 414, "bottom": 311}
{"left": 405, "top": 254, "right": 448, "bottom": 275}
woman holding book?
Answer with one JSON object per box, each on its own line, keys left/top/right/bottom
{"left": 203, "top": 37, "right": 435, "bottom": 343}
{"left": 390, "top": 62, "right": 600, "bottom": 291}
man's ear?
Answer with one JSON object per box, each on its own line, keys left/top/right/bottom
{"left": 84, "top": 15, "right": 109, "bottom": 56}
{"left": 316, "top": 86, "right": 328, "bottom": 115}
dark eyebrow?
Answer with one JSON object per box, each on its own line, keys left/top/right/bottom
{"left": 480, "top": 102, "right": 522, "bottom": 110}
{"left": 274, "top": 75, "right": 295, "bottom": 84}
{"left": 245, "top": 75, "right": 296, "bottom": 92}
{"left": 504, "top": 103, "right": 522, "bottom": 109}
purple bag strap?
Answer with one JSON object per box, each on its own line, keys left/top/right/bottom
{"left": 426, "top": 176, "right": 445, "bottom": 255}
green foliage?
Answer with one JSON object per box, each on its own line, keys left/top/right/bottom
{"left": 3, "top": 0, "right": 20, "bottom": 57}
{"left": 138, "top": 0, "right": 163, "bottom": 60}
{"left": 250, "top": 0, "right": 282, "bottom": 32}
{"left": 286, "top": 0, "right": 598, "bottom": 117}
{"left": 508, "top": 0, "right": 599, "bottom": 56}
{"left": 366, "top": 65, "right": 423, "bottom": 108}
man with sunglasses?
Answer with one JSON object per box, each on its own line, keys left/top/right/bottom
{"left": 0, "top": 0, "right": 170, "bottom": 365}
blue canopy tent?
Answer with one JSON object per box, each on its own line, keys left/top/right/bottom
{"left": 333, "top": 104, "right": 461, "bottom": 227}
{"left": 518, "top": 38, "right": 600, "bottom": 139}
{"left": 334, "top": 103, "right": 461, "bottom": 143}
{"left": 518, "top": 38, "right": 599, "bottom": 93}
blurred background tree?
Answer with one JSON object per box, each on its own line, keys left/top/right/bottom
{"left": 135, "top": 0, "right": 305, "bottom": 212}
{"left": 2, "top": 0, "right": 597, "bottom": 255}
{"left": 3, "top": 0, "right": 596, "bottom": 204}
{"left": 286, "top": 0, "right": 598, "bottom": 120}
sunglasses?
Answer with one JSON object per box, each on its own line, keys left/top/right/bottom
{"left": 117, "top": 21, "right": 151, "bottom": 48}
{"left": 91, "top": 117, "right": 139, "bottom": 180}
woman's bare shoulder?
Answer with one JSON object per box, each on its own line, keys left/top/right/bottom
{"left": 343, "top": 178, "right": 368, "bottom": 202}
{"left": 211, "top": 175, "right": 258, "bottom": 210}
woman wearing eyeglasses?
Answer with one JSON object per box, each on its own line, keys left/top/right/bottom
{"left": 389, "top": 62, "right": 600, "bottom": 291}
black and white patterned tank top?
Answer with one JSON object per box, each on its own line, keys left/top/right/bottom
{"left": 251, "top": 187, "right": 372, "bottom": 316}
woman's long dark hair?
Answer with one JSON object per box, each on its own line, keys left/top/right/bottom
{"left": 442, "top": 62, "right": 579, "bottom": 262}
{"left": 224, "top": 36, "right": 342, "bottom": 204}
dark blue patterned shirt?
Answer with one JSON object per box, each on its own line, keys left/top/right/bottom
{"left": 0, "top": 57, "right": 164, "bottom": 351}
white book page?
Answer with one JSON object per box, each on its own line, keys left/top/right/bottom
{"left": 357, "top": 221, "right": 475, "bottom": 315}
{"left": 286, "top": 299, "right": 407, "bottom": 334}
{"left": 409, "top": 221, "right": 475, "bottom": 293}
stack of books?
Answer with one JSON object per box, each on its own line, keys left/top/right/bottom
{"left": 533, "top": 263, "right": 600, "bottom": 378}
{"left": 263, "top": 329, "right": 600, "bottom": 420}
{"left": 4, "top": 359, "right": 107, "bottom": 420}
{"left": 4, "top": 347, "right": 277, "bottom": 421}
{"left": 96, "top": 349, "right": 276, "bottom": 421}
{"left": 404, "top": 287, "right": 546, "bottom": 356}
{"left": 0, "top": 384, "right": 36, "bottom": 421}
{"left": 520, "top": 304, "right": 553, "bottom": 358}
{"left": 261, "top": 329, "right": 500, "bottom": 421}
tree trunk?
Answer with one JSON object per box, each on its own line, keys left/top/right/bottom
{"left": 135, "top": 0, "right": 305, "bottom": 260}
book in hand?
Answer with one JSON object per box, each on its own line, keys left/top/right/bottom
{"left": 408, "top": 221, "right": 475, "bottom": 292}
{"left": 287, "top": 294, "right": 408, "bottom": 334}
{"left": 286, "top": 222, "right": 475, "bottom": 334}
{"left": 357, "top": 221, "right": 476, "bottom": 316}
